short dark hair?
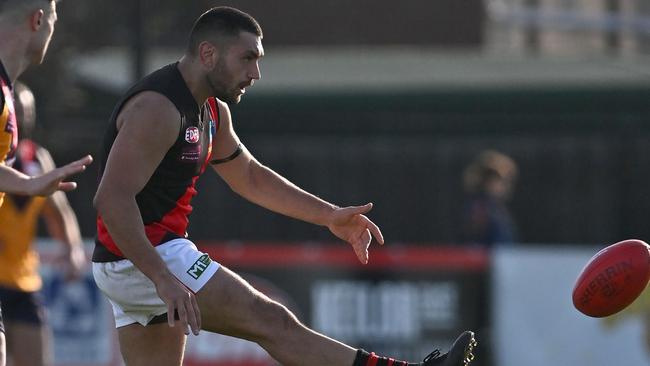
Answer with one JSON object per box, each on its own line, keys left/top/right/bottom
{"left": 187, "top": 7, "right": 262, "bottom": 55}
{"left": 0, "top": 0, "right": 57, "bottom": 16}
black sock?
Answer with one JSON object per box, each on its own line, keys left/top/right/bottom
{"left": 353, "top": 349, "right": 419, "bottom": 366}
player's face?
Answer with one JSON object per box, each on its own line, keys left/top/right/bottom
{"left": 30, "top": 1, "right": 57, "bottom": 65}
{"left": 207, "top": 32, "right": 263, "bottom": 104}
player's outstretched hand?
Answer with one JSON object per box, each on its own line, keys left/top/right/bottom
{"left": 327, "top": 202, "right": 384, "bottom": 264}
{"left": 27, "top": 155, "right": 93, "bottom": 196}
{"left": 154, "top": 274, "right": 201, "bottom": 336}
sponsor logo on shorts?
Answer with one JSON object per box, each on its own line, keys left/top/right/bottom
{"left": 187, "top": 254, "right": 212, "bottom": 279}
{"left": 185, "top": 127, "right": 200, "bottom": 143}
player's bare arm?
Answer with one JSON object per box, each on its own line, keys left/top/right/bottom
{"left": 36, "top": 146, "right": 86, "bottom": 280}
{"left": 42, "top": 193, "right": 86, "bottom": 280}
{"left": 211, "top": 100, "right": 384, "bottom": 264}
{"left": 0, "top": 155, "right": 92, "bottom": 196}
{"left": 93, "top": 92, "right": 201, "bottom": 335}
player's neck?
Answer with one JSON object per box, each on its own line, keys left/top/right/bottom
{"left": 0, "top": 35, "right": 30, "bottom": 84}
{"left": 177, "top": 55, "right": 211, "bottom": 107}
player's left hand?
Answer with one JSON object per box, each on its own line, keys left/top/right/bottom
{"left": 58, "top": 245, "right": 87, "bottom": 281}
{"left": 327, "top": 202, "right": 384, "bottom": 264}
{"left": 27, "top": 155, "right": 93, "bottom": 196}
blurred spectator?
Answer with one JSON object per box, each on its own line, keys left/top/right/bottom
{"left": 461, "top": 150, "right": 518, "bottom": 246}
{"left": 0, "top": 82, "right": 86, "bottom": 366}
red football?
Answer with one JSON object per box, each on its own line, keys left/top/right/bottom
{"left": 573, "top": 239, "right": 650, "bottom": 317}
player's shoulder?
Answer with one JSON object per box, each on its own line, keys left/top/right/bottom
{"left": 124, "top": 91, "right": 178, "bottom": 115}
{"left": 117, "top": 91, "right": 179, "bottom": 130}
{"left": 115, "top": 91, "right": 183, "bottom": 147}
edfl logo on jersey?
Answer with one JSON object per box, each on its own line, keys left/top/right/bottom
{"left": 185, "top": 126, "right": 200, "bottom": 143}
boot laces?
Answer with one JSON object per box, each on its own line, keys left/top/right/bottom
{"left": 422, "top": 349, "right": 443, "bottom": 363}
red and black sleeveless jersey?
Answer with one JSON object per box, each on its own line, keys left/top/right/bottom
{"left": 93, "top": 63, "right": 219, "bottom": 262}
{"left": 0, "top": 59, "right": 17, "bottom": 167}
{"left": 0, "top": 60, "right": 18, "bottom": 208}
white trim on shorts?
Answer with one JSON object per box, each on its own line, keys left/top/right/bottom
{"left": 92, "top": 238, "right": 220, "bottom": 328}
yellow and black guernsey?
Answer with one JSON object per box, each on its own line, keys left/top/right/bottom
{"left": 0, "top": 60, "right": 18, "bottom": 207}
{"left": 0, "top": 140, "right": 47, "bottom": 291}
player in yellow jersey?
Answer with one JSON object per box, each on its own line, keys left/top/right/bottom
{"left": 0, "top": 2, "right": 93, "bottom": 365}
{"left": 0, "top": 83, "right": 86, "bottom": 366}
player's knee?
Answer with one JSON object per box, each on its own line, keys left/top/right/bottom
{"left": 275, "top": 303, "right": 300, "bottom": 332}
{"left": 252, "top": 297, "right": 300, "bottom": 338}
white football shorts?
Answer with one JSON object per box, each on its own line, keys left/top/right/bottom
{"left": 92, "top": 238, "right": 220, "bottom": 327}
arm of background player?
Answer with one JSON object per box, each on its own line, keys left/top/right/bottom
{"left": 36, "top": 146, "right": 86, "bottom": 281}
{"left": 0, "top": 156, "right": 92, "bottom": 196}
{"left": 93, "top": 91, "right": 201, "bottom": 335}
{"left": 210, "top": 100, "right": 384, "bottom": 264}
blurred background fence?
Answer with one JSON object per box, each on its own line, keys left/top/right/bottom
{"left": 23, "top": 0, "right": 650, "bottom": 246}
{"left": 15, "top": 0, "right": 650, "bottom": 365}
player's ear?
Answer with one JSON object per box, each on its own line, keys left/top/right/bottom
{"left": 198, "top": 41, "right": 219, "bottom": 70}
{"left": 29, "top": 9, "right": 45, "bottom": 31}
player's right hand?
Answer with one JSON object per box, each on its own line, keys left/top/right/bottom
{"left": 154, "top": 274, "right": 201, "bottom": 336}
{"left": 327, "top": 202, "right": 384, "bottom": 264}
{"left": 27, "top": 155, "right": 93, "bottom": 196}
